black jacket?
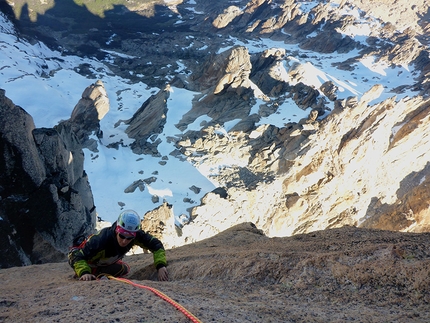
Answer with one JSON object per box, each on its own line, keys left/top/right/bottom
{"left": 68, "top": 222, "right": 167, "bottom": 277}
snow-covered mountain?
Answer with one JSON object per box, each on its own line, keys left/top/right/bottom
{"left": 1, "top": 0, "right": 430, "bottom": 262}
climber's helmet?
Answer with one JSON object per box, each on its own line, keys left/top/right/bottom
{"left": 116, "top": 210, "right": 141, "bottom": 234}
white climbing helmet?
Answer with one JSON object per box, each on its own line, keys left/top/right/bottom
{"left": 117, "top": 210, "right": 141, "bottom": 232}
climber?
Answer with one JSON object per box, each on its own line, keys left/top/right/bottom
{"left": 68, "top": 209, "right": 168, "bottom": 281}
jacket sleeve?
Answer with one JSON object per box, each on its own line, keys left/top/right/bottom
{"left": 68, "top": 231, "right": 105, "bottom": 277}
{"left": 68, "top": 249, "right": 92, "bottom": 277}
{"left": 153, "top": 249, "right": 167, "bottom": 269}
{"left": 134, "top": 231, "right": 168, "bottom": 268}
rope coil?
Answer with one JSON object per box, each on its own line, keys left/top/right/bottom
{"left": 105, "top": 275, "right": 203, "bottom": 323}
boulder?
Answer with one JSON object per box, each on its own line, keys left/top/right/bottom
{"left": 290, "top": 82, "right": 320, "bottom": 110}
{"left": 320, "top": 81, "right": 338, "bottom": 101}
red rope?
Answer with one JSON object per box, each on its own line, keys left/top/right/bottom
{"left": 105, "top": 275, "right": 203, "bottom": 323}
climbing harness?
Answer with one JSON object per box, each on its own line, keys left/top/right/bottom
{"left": 103, "top": 275, "right": 203, "bottom": 323}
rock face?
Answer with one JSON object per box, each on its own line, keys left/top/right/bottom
{"left": 0, "top": 86, "right": 98, "bottom": 268}
{"left": 168, "top": 90, "right": 430, "bottom": 246}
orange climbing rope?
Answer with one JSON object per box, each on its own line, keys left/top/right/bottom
{"left": 105, "top": 275, "right": 203, "bottom": 323}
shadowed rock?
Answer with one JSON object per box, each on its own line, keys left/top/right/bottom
{"left": 0, "top": 89, "right": 96, "bottom": 268}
